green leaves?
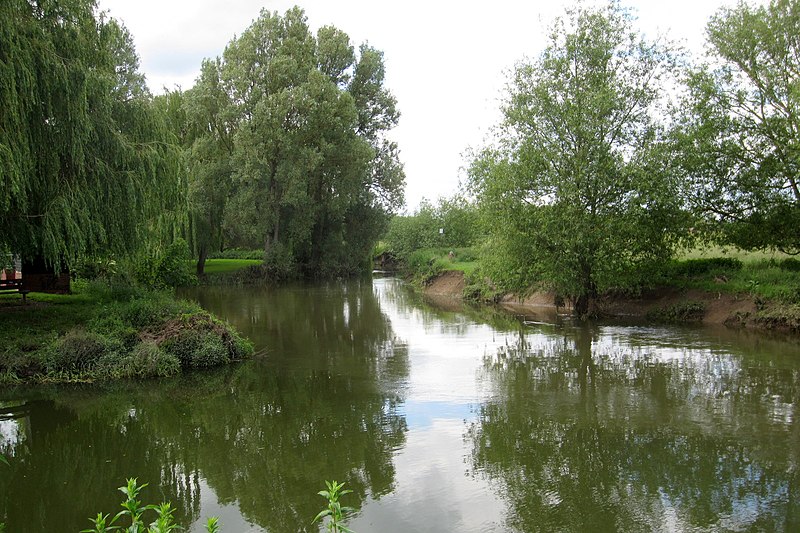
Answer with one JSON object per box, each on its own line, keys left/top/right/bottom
{"left": 312, "top": 480, "right": 356, "bottom": 533}
{"left": 674, "top": 0, "right": 800, "bottom": 253}
{"left": 471, "top": 2, "right": 684, "bottom": 315}
{"left": 84, "top": 477, "right": 220, "bottom": 533}
{"left": 0, "top": 0, "right": 184, "bottom": 269}
{"left": 183, "top": 7, "right": 403, "bottom": 278}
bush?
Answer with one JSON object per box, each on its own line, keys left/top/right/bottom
{"left": 46, "top": 329, "right": 110, "bottom": 373}
{"left": 72, "top": 257, "right": 119, "bottom": 280}
{"left": 261, "top": 242, "right": 297, "bottom": 282}
{"left": 777, "top": 258, "right": 800, "bottom": 272}
{"left": 162, "top": 329, "right": 229, "bottom": 368}
{"left": 114, "top": 295, "right": 194, "bottom": 329}
{"left": 114, "top": 341, "right": 181, "bottom": 378}
{"left": 670, "top": 258, "right": 743, "bottom": 277}
{"left": 463, "top": 268, "right": 503, "bottom": 302}
{"left": 158, "top": 313, "right": 253, "bottom": 369}
{"left": 129, "top": 239, "right": 197, "bottom": 289}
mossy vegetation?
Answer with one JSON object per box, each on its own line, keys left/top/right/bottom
{"left": 0, "top": 281, "right": 253, "bottom": 384}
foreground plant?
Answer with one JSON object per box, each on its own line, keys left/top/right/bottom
{"left": 83, "top": 478, "right": 219, "bottom": 532}
{"left": 312, "top": 480, "right": 356, "bottom": 533}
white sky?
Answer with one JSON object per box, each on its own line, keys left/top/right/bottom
{"left": 96, "top": 0, "right": 752, "bottom": 212}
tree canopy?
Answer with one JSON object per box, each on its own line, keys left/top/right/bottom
{"left": 470, "top": 2, "right": 686, "bottom": 315}
{"left": 183, "top": 8, "right": 405, "bottom": 277}
{"left": 673, "top": 0, "right": 800, "bottom": 253}
{"left": 0, "top": 0, "right": 184, "bottom": 269}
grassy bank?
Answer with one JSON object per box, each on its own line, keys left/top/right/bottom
{"left": 393, "top": 247, "right": 479, "bottom": 282}
{"left": 385, "top": 246, "right": 800, "bottom": 330}
{"left": 660, "top": 256, "right": 800, "bottom": 303}
{"left": 0, "top": 281, "right": 253, "bottom": 384}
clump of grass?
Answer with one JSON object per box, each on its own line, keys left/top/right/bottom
{"left": 45, "top": 329, "right": 110, "bottom": 373}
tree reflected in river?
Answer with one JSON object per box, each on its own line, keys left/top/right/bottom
{"left": 0, "top": 280, "right": 409, "bottom": 532}
{"left": 468, "top": 326, "right": 800, "bottom": 531}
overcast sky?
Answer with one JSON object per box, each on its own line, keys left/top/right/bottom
{"left": 96, "top": 0, "right": 753, "bottom": 212}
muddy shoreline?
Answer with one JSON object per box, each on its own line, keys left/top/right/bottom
{"left": 422, "top": 270, "right": 800, "bottom": 333}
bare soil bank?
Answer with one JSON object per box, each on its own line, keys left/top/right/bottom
{"left": 423, "top": 270, "right": 800, "bottom": 333}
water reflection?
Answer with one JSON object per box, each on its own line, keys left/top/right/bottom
{"left": 1, "top": 279, "right": 799, "bottom": 532}
{"left": 469, "top": 325, "right": 800, "bottom": 531}
{"left": 0, "top": 280, "right": 409, "bottom": 532}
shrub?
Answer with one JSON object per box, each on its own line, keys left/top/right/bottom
{"left": 262, "top": 242, "right": 297, "bottom": 282}
{"left": 777, "top": 258, "right": 800, "bottom": 272}
{"left": 88, "top": 313, "right": 139, "bottom": 350}
{"left": 156, "top": 238, "right": 197, "bottom": 288}
{"left": 46, "top": 329, "right": 109, "bottom": 373}
{"left": 670, "top": 258, "right": 743, "bottom": 277}
{"left": 128, "top": 239, "right": 198, "bottom": 289}
{"left": 72, "top": 257, "right": 119, "bottom": 280}
{"left": 115, "top": 295, "right": 197, "bottom": 329}
{"left": 463, "top": 269, "right": 503, "bottom": 303}
{"left": 162, "top": 329, "right": 229, "bottom": 368}
{"left": 114, "top": 341, "right": 181, "bottom": 378}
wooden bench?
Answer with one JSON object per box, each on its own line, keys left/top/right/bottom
{"left": 0, "top": 278, "right": 30, "bottom": 302}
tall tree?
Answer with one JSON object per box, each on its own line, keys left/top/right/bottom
{"left": 673, "top": 0, "right": 800, "bottom": 253}
{"left": 0, "top": 0, "right": 184, "bottom": 269}
{"left": 470, "top": 2, "right": 685, "bottom": 316}
{"left": 194, "top": 7, "right": 404, "bottom": 278}
{"left": 181, "top": 59, "right": 237, "bottom": 275}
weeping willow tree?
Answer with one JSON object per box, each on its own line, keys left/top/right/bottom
{"left": 0, "top": 0, "right": 184, "bottom": 270}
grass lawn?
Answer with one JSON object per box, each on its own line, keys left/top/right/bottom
{"left": 203, "top": 259, "right": 262, "bottom": 274}
{"left": 446, "top": 260, "right": 479, "bottom": 276}
{"left": 671, "top": 246, "right": 800, "bottom": 302}
{"left": 0, "top": 290, "right": 95, "bottom": 347}
{"left": 678, "top": 245, "right": 792, "bottom": 263}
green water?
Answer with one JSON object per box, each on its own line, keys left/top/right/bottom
{"left": 1, "top": 277, "right": 799, "bottom": 532}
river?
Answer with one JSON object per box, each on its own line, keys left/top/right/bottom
{"left": 0, "top": 277, "right": 799, "bottom": 531}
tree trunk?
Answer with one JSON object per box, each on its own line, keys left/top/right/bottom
{"left": 573, "top": 265, "right": 597, "bottom": 318}
{"left": 196, "top": 245, "right": 208, "bottom": 276}
{"left": 574, "top": 293, "right": 590, "bottom": 318}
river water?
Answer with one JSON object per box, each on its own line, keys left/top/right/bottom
{"left": 1, "top": 277, "right": 799, "bottom": 532}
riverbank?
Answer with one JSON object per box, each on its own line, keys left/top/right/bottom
{"left": 0, "top": 281, "right": 253, "bottom": 384}
{"left": 422, "top": 270, "right": 800, "bottom": 333}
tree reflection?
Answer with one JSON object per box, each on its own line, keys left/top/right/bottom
{"left": 0, "top": 280, "right": 409, "bottom": 532}
{"left": 468, "top": 326, "right": 800, "bottom": 531}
